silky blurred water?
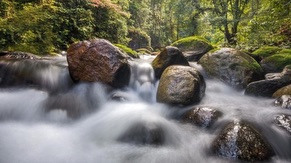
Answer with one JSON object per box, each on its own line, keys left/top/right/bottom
{"left": 0, "top": 57, "right": 290, "bottom": 163}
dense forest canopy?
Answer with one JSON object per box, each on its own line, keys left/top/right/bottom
{"left": 0, "top": 0, "right": 290, "bottom": 55}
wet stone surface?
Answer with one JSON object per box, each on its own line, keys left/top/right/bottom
{"left": 274, "top": 114, "right": 291, "bottom": 135}
{"left": 181, "top": 106, "right": 221, "bottom": 128}
{"left": 274, "top": 95, "right": 291, "bottom": 109}
{"left": 212, "top": 120, "right": 274, "bottom": 162}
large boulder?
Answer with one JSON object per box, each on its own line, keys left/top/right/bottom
{"left": 171, "top": 36, "right": 213, "bottom": 61}
{"left": 156, "top": 65, "right": 205, "bottom": 106}
{"left": 181, "top": 106, "right": 221, "bottom": 128}
{"left": 152, "top": 46, "right": 189, "bottom": 79}
{"left": 245, "top": 65, "right": 291, "bottom": 97}
{"left": 67, "top": 39, "right": 130, "bottom": 88}
{"left": 212, "top": 121, "right": 274, "bottom": 162}
{"left": 198, "top": 48, "right": 263, "bottom": 89}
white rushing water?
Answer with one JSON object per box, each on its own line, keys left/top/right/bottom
{"left": 0, "top": 57, "right": 290, "bottom": 163}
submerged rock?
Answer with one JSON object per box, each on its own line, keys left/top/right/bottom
{"left": 67, "top": 39, "right": 130, "bottom": 88}
{"left": 212, "top": 121, "right": 274, "bottom": 162}
{"left": 118, "top": 122, "right": 165, "bottom": 146}
{"left": 198, "top": 48, "right": 263, "bottom": 89}
{"left": 274, "top": 95, "right": 291, "bottom": 109}
{"left": 156, "top": 65, "right": 205, "bottom": 106}
{"left": 152, "top": 46, "right": 189, "bottom": 79}
{"left": 181, "top": 106, "right": 221, "bottom": 128}
{"left": 274, "top": 114, "right": 291, "bottom": 135}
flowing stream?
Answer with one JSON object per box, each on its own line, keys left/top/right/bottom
{"left": 0, "top": 56, "right": 290, "bottom": 163}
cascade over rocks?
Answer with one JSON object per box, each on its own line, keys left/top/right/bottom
{"left": 212, "top": 120, "right": 274, "bottom": 162}
{"left": 152, "top": 46, "right": 189, "bottom": 79}
{"left": 198, "top": 48, "right": 263, "bottom": 89}
{"left": 67, "top": 39, "right": 131, "bottom": 88}
{"left": 181, "top": 106, "right": 221, "bottom": 128}
{"left": 156, "top": 65, "right": 205, "bottom": 106}
{"left": 0, "top": 51, "right": 39, "bottom": 60}
{"left": 245, "top": 65, "right": 291, "bottom": 97}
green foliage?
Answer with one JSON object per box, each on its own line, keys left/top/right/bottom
{"left": 0, "top": 0, "right": 129, "bottom": 55}
{"left": 0, "top": 3, "right": 56, "bottom": 55}
{"left": 114, "top": 44, "right": 138, "bottom": 58}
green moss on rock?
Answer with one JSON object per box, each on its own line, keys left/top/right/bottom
{"left": 261, "top": 53, "right": 291, "bottom": 72}
{"left": 114, "top": 44, "right": 139, "bottom": 58}
{"left": 252, "top": 46, "right": 282, "bottom": 59}
{"left": 171, "top": 36, "right": 213, "bottom": 51}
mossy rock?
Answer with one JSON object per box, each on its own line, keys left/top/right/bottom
{"left": 260, "top": 50, "right": 291, "bottom": 73}
{"left": 252, "top": 46, "right": 282, "bottom": 60}
{"left": 114, "top": 44, "right": 139, "bottom": 58}
{"left": 198, "top": 48, "right": 263, "bottom": 89}
{"left": 171, "top": 36, "right": 213, "bottom": 61}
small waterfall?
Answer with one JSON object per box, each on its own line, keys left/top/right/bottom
{"left": 0, "top": 57, "right": 73, "bottom": 93}
{"left": 127, "top": 60, "right": 157, "bottom": 102}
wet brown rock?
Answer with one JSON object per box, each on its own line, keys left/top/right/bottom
{"left": 156, "top": 65, "right": 205, "bottom": 106}
{"left": 152, "top": 46, "right": 189, "bottom": 79}
{"left": 212, "top": 121, "right": 274, "bottom": 162}
{"left": 67, "top": 39, "right": 130, "bottom": 88}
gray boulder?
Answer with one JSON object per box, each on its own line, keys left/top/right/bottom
{"left": 152, "top": 46, "right": 189, "bottom": 79}
{"left": 67, "top": 39, "right": 130, "bottom": 88}
{"left": 198, "top": 48, "right": 263, "bottom": 89}
{"left": 212, "top": 121, "right": 274, "bottom": 162}
{"left": 156, "top": 65, "right": 205, "bottom": 106}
